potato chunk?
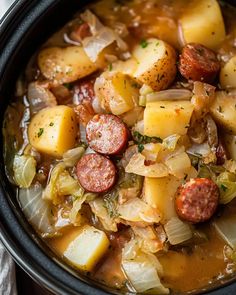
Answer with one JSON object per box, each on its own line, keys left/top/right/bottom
{"left": 210, "top": 92, "right": 236, "bottom": 134}
{"left": 38, "top": 46, "right": 98, "bottom": 84}
{"left": 94, "top": 72, "right": 139, "bottom": 115}
{"left": 180, "top": 0, "right": 225, "bottom": 50}
{"left": 220, "top": 56, "right": 236, "bottom": 89}
{"left": 64, "top": 226, "right": 109, "bottom": 271}
{"left": 143, "top": 167, "right": 197, "bottom": 223}
{"left": 28, "top": 105, "right": 78, "bottom": 157}
{"left": 132, "top": 38, "right": 177, "bottom": 91}
{"left": 144, "top": 176, "right": 179, "bottom": 223}
{"left": 144, "top": 101, "right": 194, "bottom": 138}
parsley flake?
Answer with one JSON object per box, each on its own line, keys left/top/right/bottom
{"left": 37, "top": 128, "right": 44, "bottom": 137}
{"left": 140, "top": 39, "right": 148, "bottom": 48}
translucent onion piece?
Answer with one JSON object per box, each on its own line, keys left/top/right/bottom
{"left": 18, "top": 184, "right": 55, "bottom": 234}
{"left": 13, "top": 155, "right": 36, "bottom": 188}
{"left": 187, "top": 142, "right": 211, "bottom": 157}
{"left": 118, "top": 198, "right": 161, "bottom": 224}
{"left": 125, "top": 153, "right": 168, "bottom": 178}
{"left": 92, "top": 96, "right": 104, "bottom": 114}
{"left": 133, "top": 120, "right": 144, "bottom": 135}
{"left": 164, "top": 217, "right": 192, "bottom": 245}
{"left": 77, "top": 125, "right": 86, "bottom": 146}
{"left": 146, "top": 89, "right": 192, "bottom": 102}
{"left": 64, "top": 32, "right": 81, "bottom": 46}
{"left": 63, "top": 146, "right": 85, "bottom": 167}
{"left": 163, "top": 134, "right": 181, "bottom": 151}
{"left": 213, "top": 215, "right": 236, "bottom": 249}
{"left": 28, "top": 82, "right": 57, "bottom": 114}
{"left": 191, "top": 81, "right": 215, "bottom": 119}
{"left": 205, "top": 115, "right": 218, "bottom": 147}
{"left": 81, "top": 10, "right": 127, "bottom": 62}
{"left": 165, "top": 152, "right": 191, "bottom": 179}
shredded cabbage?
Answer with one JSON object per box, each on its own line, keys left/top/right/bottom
{"left": 89, "top": 198, "right": 118, "bottom": 232}
{"left": 125, "top": 153, "right": 168, "bottom": 178}
{"left": 18, "top": 184, "right": 55, "bottom": 236}
{"left": 214, "top": 215, "right": 236, "bottom": 249}
{"left": 13, "top": 155, "right": 36, "bottom": 188}
{"left": 118, "top": 198, "right": 161, "bottom": 224}
{"left": 216, "top": 172, "right": 236, "bottom": 204}
{"left": 42, "top": 163, "right": 66, "bottom": 205}
{"left": 122, "top": 239, "right": 168, "bottom": 294}
{"left": 133, "top": 226, "right": 166, "bottom": 253}
{"left": 63, "top": 146, "right": 85, "bottom": 167}
{"left": 164, "top": 217, "right": 192, "bottom": 245}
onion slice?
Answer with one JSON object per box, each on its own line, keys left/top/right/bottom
{"left": 146, "top": 89, "right": 192, "bottom": 102}
{"left": 80, "top": 10, "right": 128, "bottom": 62}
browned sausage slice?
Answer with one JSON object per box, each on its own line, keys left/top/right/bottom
{"left": 175, "top": 178, "right": 219, "bottom": 223}
{"left": 76, "top": 153, "right": 116, "bottom": 193}
{"left": 179, "top": 43, "right": 220, "bottom": 83}
{"left": 86, "top": 114, "right": 129, "bottom": 155}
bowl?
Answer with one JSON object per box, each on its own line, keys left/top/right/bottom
{"left": 0, "top": 1, "right": 236, "bottom": 294}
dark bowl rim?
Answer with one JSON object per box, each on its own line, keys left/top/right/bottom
{"left": 0, "top": 1, "right": 236, "bottom": 295}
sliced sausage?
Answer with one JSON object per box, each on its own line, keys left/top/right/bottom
{"left": 76, "top": 153, "right": 116, "bottom": 193}
{"left": 175, "top": 178, "right": 219, "bottom": 223}
{"left": 86, "top": 114, "right": 129, "bottom": 155}
{"left": 179, "top": 43, "right": 220, "bottom": 83}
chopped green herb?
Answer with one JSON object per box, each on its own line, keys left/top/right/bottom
{"left": 156, "top": 42, "right": 159, "bottom": 46}
{"left": 108, "top": 63, "right": 113, "bottom": 71}
{"left": 133, "top": 131, "right": 162, "bottom": 144}
{"left": 49, "top": 122, "right": 54, "bottom": 127}
{"left": 218, "top": 106, "right": 223, "bottom": 113}
{"left": 37, "top": 128, "right": 44, "bottom": 137}
{"left": 131, "top": 82, "right": 140, "bottom": 89}
{"left": 138, "top": 144, "right": 144, "bottom": 153}
{"left": 63, "top": 83, "right": 72, "bottom": 90}
{"left": 220, "top": 184, "right": 228, "bottom": 192}
{"left": 140, "top": 39, "right": 148, "bottom": 48}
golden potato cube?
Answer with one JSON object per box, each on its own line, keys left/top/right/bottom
{"left": 210, "top": 92, "right": 236, "bottom": 134}
{"left": 38, "top": 46, "right": 98, "bottom": 84}
{"left": 132, "top": 38, "right": 176, "bottom": 91}
{"left": 143, "top": 166, "right": 197, "bottom": 223}
{"left": 64, "top": 226, "right": 110, "bottom": 271}
{"left": 143, "top": 176, "right": 180, "bottom": 223}
{"left": 220, "top": 56, "right": 236, "bottom": 89}
{"left": 144, "top": 101, "right": 194, "bottom": 138}
{"left": 180, "top": 0, "right": 225, "bottom": 50}
{"left": 28, "top": 105, "right": 78, "bottom": 157}
{"left": 95, "top": 72, "right": 139, "bottom": 115}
